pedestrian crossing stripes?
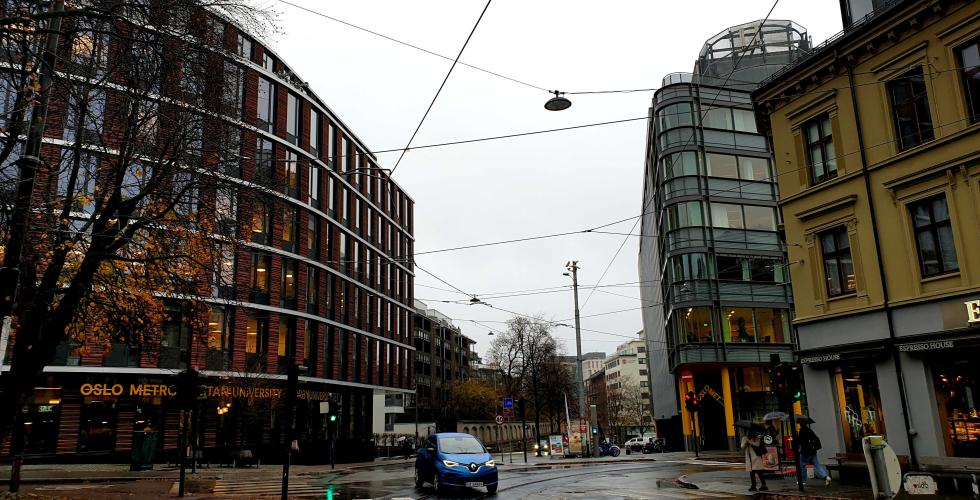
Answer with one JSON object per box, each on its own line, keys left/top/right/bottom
{"left": 212, "top": 478, "right": 328, "bottom": 497}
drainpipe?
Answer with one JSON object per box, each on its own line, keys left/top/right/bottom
{"left": 845, "top": 64, "right": 918, "bottom": 469}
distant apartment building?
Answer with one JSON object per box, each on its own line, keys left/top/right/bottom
{"left": 638, "top": 20, "right": 809, "bottom": 450}
{"left": 401, "top": 301, "right": 475, "bottom": 431}
{"left": 559, "top": 352, "right": 606, "bottom": 393}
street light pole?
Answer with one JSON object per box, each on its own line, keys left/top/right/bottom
{"left": 564, "top": 262, "right": 587, "bottom": 453}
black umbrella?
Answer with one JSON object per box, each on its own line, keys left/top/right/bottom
{"left": 735, "top": 419, "right": 762, "bottom": 429}
{"left": 785, "top": 414, "right": 815, "bottom": 424}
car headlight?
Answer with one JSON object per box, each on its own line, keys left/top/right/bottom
{"left": 442, "top": 460, "right": 460, "bottom": 467}
{"left": 484, "top": 460, "right": 495, "bottom": 467}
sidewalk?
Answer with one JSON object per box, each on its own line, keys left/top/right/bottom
{"left": 678, "top": 469, "right": 874, "bottom": 499}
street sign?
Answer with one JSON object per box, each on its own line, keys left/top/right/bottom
{"left": 503, "top": 397, "right": 513, "bottom": 410}
{"left": 503, "top": 408, "right": 514, "bottom": 418}
{"left": 495, "top": 415, "right": 504, "bottom": 425}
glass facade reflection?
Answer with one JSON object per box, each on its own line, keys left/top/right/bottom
{"left": 639, "top": 20, "right": 807, "bottom": 451}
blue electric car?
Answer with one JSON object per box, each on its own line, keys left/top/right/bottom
{"left": 414, "top": 432, "right": 498, "bottom": 494}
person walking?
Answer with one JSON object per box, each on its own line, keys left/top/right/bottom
{"left": 798, "top": 423, "right": 831, "bottom": 486}
{"left": 741, "top": 428, "right": 768, "bottom": 492}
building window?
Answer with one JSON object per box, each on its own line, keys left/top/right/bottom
{"left": 675, "top": 306, "right": 714, "bottom": 344}
{"left": 932, "top": 354, "right": 980, "bottom": 458}
{"left": 250, "top": 252, "right": 271, "bottom": 302}
{"left": 263, "top": 52, "right": 276, "bottom": 72}
{"left": 834, "top": 364, "right": 885, "bottom": 453}
{"left": 282, "top": 205, "right": 297, "bottom": 252}
{"left": 307, "top": 216, "right": 319, "bottom": 258}
{"left": 887, "top": 67, "right": 934, "bottom": 150}
{"left": 282, "top": 258, "right": 297, "bottom": 308}
{"left": 255, "top": 137, "right": 274, "bottom": 186}
{"left": 284, "top": 151, "right": 298, "bottom": 198}
{"left": 251, "top": 199, "right": 271, "bottom": 244}
{"left": 237, "top": 34, "right": 253, "bottom": 61}
{"left": 306, "top": 265, "right": 319, "bottom": 311}
{"left": 257, "top": 77, "right": 275, "bottom": 133}
{"left": 661, "top": 151, "right": 699, "bottom": 179}
{"left": 665, "top": 201, "right": 703, "bottom": 230}
{"left": 657, "top": 102, "right": 693, "bottom": 130}
{"left": 245, "top": 310, "right": 269, "bottom": 371}
{"left": 909, "top": 194, "right": 958, "bottom": 277}
{"left": 957, "top": 38, "right": 980, "bottom": 123}
{"left": 309, "top": 109, "right": 321, "bottom": 157}
{"left": 286, "top": 93, "right": 300, "bottom": 145}
{"left": 820, "top": 226, "right": 856, "bottom": 297}
{"left": 804, "top": 114, "right": 837, "bottom": 185}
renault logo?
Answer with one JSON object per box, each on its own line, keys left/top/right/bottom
{"left": 469, "top": 463, "right": 478, "bottom": 472}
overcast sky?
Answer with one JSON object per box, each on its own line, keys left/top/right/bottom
{"left": 267, "top": 1, "right": 843, "bottom": 359}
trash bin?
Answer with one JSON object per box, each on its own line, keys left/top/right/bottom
{"left": 130, "top": 430, "right": 157, "bottom": 471}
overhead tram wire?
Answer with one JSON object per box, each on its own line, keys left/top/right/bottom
{"left": 275, "top": 0, "right": 547, "bottom": 92}
{"left": 389, "top": 0, "right": 493, "bottom": 176}
{"left": 578, "top": 0, "right": 781, "bottom": 311}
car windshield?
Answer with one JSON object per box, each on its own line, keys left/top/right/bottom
{"left": 439, "top": 436, "right": 485, "bottom": 454}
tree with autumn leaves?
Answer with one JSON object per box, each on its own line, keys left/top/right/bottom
{"left": 0, "top": 0, "right": 273, "bottom": 446}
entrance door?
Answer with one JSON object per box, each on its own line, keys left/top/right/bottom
{"left": 697, "top": 374, "right": 728, "bottom": 450}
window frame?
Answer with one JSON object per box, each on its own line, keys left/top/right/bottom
{"left": 908, "top": 194, "right": 959, "bottom": 278}
{"left": 958, "top": 37, "right": 980, "bottom": 123}
{"left": 819, "top": 226, "right": 856, "bottom": 298}
{"left": 887, "top": 66, "right": 934, "bottom": 151}
{"left": 803, "top": 113, "right": 837, "bottom": 185}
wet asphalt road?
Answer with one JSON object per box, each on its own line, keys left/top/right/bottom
{"left": 23, "top": 458, "right": 748, "bottom": 499}
{"left": 250, "top": 460, "right": 745, "bottom": 499}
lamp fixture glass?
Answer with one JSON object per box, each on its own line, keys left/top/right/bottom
{"left": 544, "top": 90, "right": 571, "bottom": 111}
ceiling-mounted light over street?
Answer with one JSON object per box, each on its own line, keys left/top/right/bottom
{"left": 544, "top": 90, "right": 571, "bottom": 111}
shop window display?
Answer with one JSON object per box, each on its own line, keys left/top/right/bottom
{"left": 20, "top": 388, "right": 61, "bottom": 455}
{"left": 834, "top": 365, "right": 886, "bottom": 453}
{"left": 674, "top": 307, "right": 714, "bottom": 344}
{"left": 78, "top": 399, "right": 118, "bottom": 453}
{"left": 934, "top": 360, "right": 980, "bottom": 457}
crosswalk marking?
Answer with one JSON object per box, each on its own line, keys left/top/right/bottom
{"left": 213, "top": 478, "right": 327, "bottom": 497}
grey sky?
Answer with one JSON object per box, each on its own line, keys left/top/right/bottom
{"left": 268, "top": 1, "right": 842, "bottom": 359}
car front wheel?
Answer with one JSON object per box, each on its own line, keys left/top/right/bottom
{"left": 487, "top": 484, "right": 498, "bottom": 494}
{"left": 414, "top": 466, "right": 424, "bottom": 488}
{"left": 433, "top": 473, "right": 443, "bottom": 493}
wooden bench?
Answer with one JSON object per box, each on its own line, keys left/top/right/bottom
{"left": 916, "top": 457, "right": 980, "bottom": 494}
{"left": 828, "top": 452, "right": 909, "bottom": 483}
{"left": 918, "top": 456, "right": 980, "bottom": 477}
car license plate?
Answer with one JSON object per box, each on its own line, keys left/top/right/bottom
{"left": 465, "top": 482, "right": 483, "bottom": 487}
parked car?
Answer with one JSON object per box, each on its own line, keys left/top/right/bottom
{"left": 641, "top": 437, "right": 665, "bottom": 453}
{"left": 414, "top": 433, "right": 498, "bottom": 494}
{"left": 625, "top": 435, "right": 662, "bottom": 454}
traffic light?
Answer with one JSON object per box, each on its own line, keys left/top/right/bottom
{"left": 787, "top": 362, "right": 805, "bottom": 402}
{"left": 683, "top": 391, "right": 699, "bottom": 412}
{"left": 329, "top": 414, "right": 337, "bottom": 423}
{"left": 176, "top": 368, "right": 205, "bottom": 407}
{"left": 769, "top": 363, "right": 788, "bottom": 395}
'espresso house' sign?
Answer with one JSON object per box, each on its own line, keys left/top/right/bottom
{"left": 79, "top": 383, "right": 331, "bottom": 402}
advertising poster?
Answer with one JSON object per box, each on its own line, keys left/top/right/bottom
{"left": 567, "top": 419, "right": 586, "bottom": 455}
{"left": 549, "top": 435, "right": 564, "bottom": 456}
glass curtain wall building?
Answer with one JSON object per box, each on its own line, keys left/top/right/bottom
{"left": 639, "top": 20, "right": 809, "bottom": 451}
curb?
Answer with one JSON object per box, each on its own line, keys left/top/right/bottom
{"left": 0, "top": 474, "right": 181, "bottom": 485}
{"left": 676, "top": 475, "right": 699, "bottom": 489}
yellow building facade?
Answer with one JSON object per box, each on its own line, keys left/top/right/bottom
{"left": 755, "top": 0, "right": 980, "bottom": 469}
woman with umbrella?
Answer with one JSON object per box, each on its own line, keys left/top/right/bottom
{"left": 738, "top": 422, "right": 768, "bottom": 492}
